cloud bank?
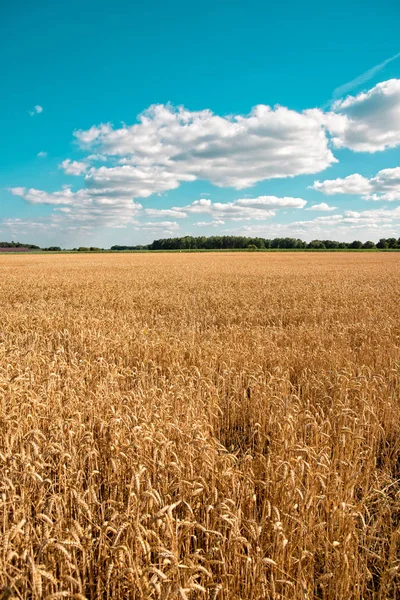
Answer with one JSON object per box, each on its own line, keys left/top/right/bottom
{"left": 313, "top": 166, "right": 400, "bottom": 201}
{"left": 74, "top": 104, "right": 337, "bottom": 189}
{"left": 326, "top": 80, "right": 400, "bottom": 152}
{"left": 9, "top": 78, "right": 400, "bottom": 242}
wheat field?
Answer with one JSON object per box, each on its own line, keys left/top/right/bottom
{"left": 0, "top": 252, "right": 399, "bottom": 600}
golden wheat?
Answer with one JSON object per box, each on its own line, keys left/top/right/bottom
{"left": 0, "top": 252, "right": 399, "bottom": 599}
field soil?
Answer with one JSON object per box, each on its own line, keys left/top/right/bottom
{"left": 1, "top": 253, "right": 400, "bottom": 599}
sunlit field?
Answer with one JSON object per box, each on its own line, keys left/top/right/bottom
{"left": 1, "top": 253, "right": 399, "bottom": 599}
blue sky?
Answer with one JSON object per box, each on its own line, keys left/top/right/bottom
{"left": 2, "top": 0, "right": 400, "bottom": 247}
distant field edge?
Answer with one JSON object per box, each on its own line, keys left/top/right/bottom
{"left": 2, "top": 248, "right": 400, "bottom": 255}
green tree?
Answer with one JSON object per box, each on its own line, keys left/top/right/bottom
{"left": 308, "top": 240, "right": 326, "bottom": 249}
{"left": 376, "top": 239, "right": 389, "bottom": 249}
{"left": 362, "top": 241, "right": 376, "bottom": 249}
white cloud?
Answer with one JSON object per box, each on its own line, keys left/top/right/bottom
{"left": 179, "top": 196, "right": 307, "bottom": 221}
{"left": 14, "top": 83, "right": 400, "bottom": 244}
{"left": 9, "top": 187, "right": 142, "bottom": 228}
{"left": 135, "top": 221, "right": 180, "bottom": 234}
{"left": 85, "top": 164, "right": 195, "bottom": 198}
{"left": 330, "top": 52, "right": 400, "bottom": 103}
{"left": 292, "top": 206, "right": 400, "bottom": 230}
{"left": 9, "top": 182, "right": 306, "bottom": 233}
{"left": 343, "top": 206, "right": 400, "bottom": 223}
{"left": 210, "top": 205, "right": 399, "bottom": 244}
{"left": 231, "top": 206, "right": 400, "bottom": 241}
{"left": 141, "top": 221, "right": 180, "bottom": 228}
{"left": 195, "top": 220, "right": 225, "bottom": 227}
{"left": 234, "top": 196, "right": 307, "bottom": 209}
{"left": 37, "top": 151, "right": 47, "bottom": 158}
{"left": 29, "top": 105, "right": 43, "bottom": 116}
{"left": 87, "top": 154, "right": 108, "bottom": 162}
{"left": 59, "top": 159, "right": 88, "bottom": 176}
{"left": 144, "top": 208, "right": 187, "bottom": 218}
{"left": 76, "top": 124, "right": 112, "bottom": 145}
{"left": 10, "top": 187, "right": 88, "bottom": 206}
{"left": 0, "top": 217, "right": 56, "bottom": 233}
{"left": 326, "top": 80, "right": 400, "bottom": 152}
{"left": 312, "top": 167, "right": 400, "bottom": 201}
{"left": 226, "top": 221, "right": 396, "bottom": 242}
{"left": 74, "top": 103, "right": 336, "bottom": 189}
{"left": 306, "top": 202, "right": 337, "bottom": 211}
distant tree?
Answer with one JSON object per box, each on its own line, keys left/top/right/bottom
{"left": 108, "top": 235, "right": 400, "bottom": 252}
{"left": 376, "top": 239, "right": 389, "bottom": 249}
{"left": 78, "top": 247, "right": 89, "bottom": 252}
{"left": 362, "top": 241, "right": 376, "bottom": 249}
{"left": 386, "top": 238, "right": 398, "bottom": 249}
{"left": 322, "top": 240, "right": 341, "bottom": 249}
{"left": 0, "top": 241, "right": 39, "bottom": 249}
{"left": 43, "top": 246, "right": 62, "bottom": 251}
{"left": 308, "top": 240, "right": 326, "bottom": 249}
{"left": 247, "top": 244, "right": 258, "bottom": 251}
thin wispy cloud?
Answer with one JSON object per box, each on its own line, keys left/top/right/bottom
{"left": 326, "top": 52, "right": 400, "bottom": 107}
{"left": 29, "top": 105, "right": 43, "bottom": 116}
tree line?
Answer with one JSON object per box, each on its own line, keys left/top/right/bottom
{"left": 0, "top": 241, "right": 39, "bottom": 249}
{"left": 3, "top": 236, "right": 400, "bottom": 252}
{"left": 111, "top": 236, "right": 400, "bottom": 251}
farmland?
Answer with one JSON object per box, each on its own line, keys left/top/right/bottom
{"left": 1, "top": 252, "right": 400, "bottom": 599}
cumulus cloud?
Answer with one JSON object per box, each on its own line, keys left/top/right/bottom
{"left": 177, "top": 196, "right": 307, "bottom": 221}
{"left": 291, "top": 206, "right": 400, "bottom": 230}
{"left": 9, "top": 182, "right": 305, "bottom": 231}
{"left": 87, "top": 154, "right": 108, "bottom": 162}
{"left": 238, "top": 207, "right": 400, "bottom": 237}
{"left": 85, "top": 164, "right": 195, "bottom": 198}
{"left": 29, "top": 105, "right": 43, "bottom": 116}
{"left": 343, "top": 206, "right": 400, "bottom": 223}
{"left": 195, "top": 220, "right": 225, "bottom": 227}
{"left": 306, "top": 202, "right": 338, "bottom": 211}
{"left": 10, "top": 187, "right": 89, "bottom": 206}
{"left": 60, "top": 159, "right": 88, "bottom": 176}
{"left": 234, "top": 196, "right": 307, "bottom": 209}
{"left": 37, "top": 151, "right": 47, "bottom": 158}
{"left": 0, "top": 217, "right": 56, "bottom": 233}
{"left": 14, "top": 81, "right": 400, "bottom": 242}
{"left": 312, "top": 167, "right": 400, "bottom": 201}
{"left": 214, "top": 208, "right": 398, "bottom": 244}
{"left": 9, "top": 187, "right": 142, "bottom": 228}
{"left": 74, "top": 104, "right": 336, "bottom": 189}
{"left": 134, "top": 221, "right": 180, "bottom": 234}
{"left": 144, "top": 208, "right": 187, "bottom": 218}
{"left": 325, "top": 80, "right": 400, "bottom": 152}
{"left": 229, "top": 207, "right": 400, "bottom": 241}
{"left": 141, "top": 220, "right": 180, "bottom": 229}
